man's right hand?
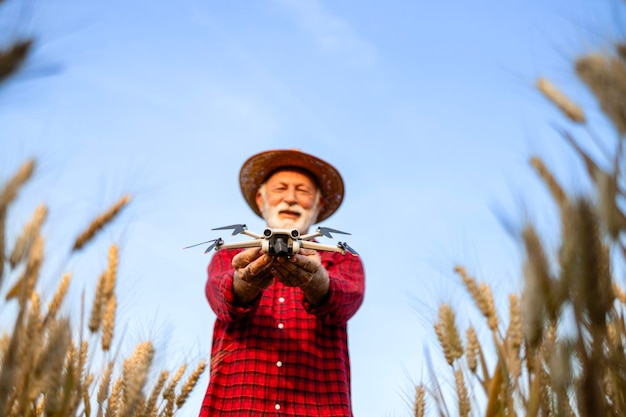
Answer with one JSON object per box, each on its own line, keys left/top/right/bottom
{"left": 232, "top": 248, "right": 274, "bottom": 304}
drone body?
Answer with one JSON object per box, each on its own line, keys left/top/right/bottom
{"left": 184, "top": 224, "right": 358, "bottom": 257}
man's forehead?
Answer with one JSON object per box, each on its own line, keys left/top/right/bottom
{"left": 263, "top": 167, "right": 319, "bottom": 187}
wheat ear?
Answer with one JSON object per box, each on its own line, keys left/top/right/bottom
{"left": 72, "top": 195, "right": 131, "bottom": 251}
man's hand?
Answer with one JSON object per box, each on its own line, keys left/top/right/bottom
{"left": 232, "top": 248, "right": 273, "bottom": 304}
{"left": 272, "top": 248, "right": 330, "bottom": 305}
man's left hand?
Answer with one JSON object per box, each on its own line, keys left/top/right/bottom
{"left": 271, "top": 248, "right": 330, "bottom": 305}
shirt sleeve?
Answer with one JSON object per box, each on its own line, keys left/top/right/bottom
{"left": 302, "top": 251, "right": 365, "bottom": 325}
{"left": 205, "top": 248, "right": 261, "bottom": 322}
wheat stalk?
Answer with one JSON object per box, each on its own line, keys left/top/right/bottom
{"left": 9, "top": 203, "right": 47, "bottom": 268}
{"left": 175, "top": 360, "right": 206, "bottom": 409}
{"left": 536, "top": 77, "right": 586, "bottom": 123}
{"left": 72, "top": 195, "right": 131, "bottom": 251}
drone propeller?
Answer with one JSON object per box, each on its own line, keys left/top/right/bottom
{"left": 212, "top": 224, "right": 247, "bottom": 235}
{"left": 318, "top": 227, "right": 351, "bottom": 239}
{"left": 183, "top": 237, "right": 223, "bottom": 251}
{"left": 203, "top": 238, "right": 224, "bottom": 253}
{"left": 338, "top": 241, "right": 359, "bottom": 256}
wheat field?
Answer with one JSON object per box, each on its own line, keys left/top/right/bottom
{"left": 0, "top": 165, "right": 207, "bottom": 417}
{"left": 413, "top": 33, "right": 626, "bottom": 417}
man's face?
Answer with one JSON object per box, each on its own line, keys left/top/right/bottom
{"left": 256, "top": 169, "right": 323, "bottom": 233}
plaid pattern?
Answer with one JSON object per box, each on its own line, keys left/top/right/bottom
{"left": 199, "top": 248, "right": 365, "bottom": 417}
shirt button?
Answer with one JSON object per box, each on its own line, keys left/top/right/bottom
{"left": 278, "top": 297, "right": 285, "bottom": 303}
{"left": 277, "top": 323, "right": 284, "bottom": 329}
{"left": 276, "top": 361, "right": 283, "bottom": 367}
{"left": 275, "top": 403, "right": 280, "bottom": 410}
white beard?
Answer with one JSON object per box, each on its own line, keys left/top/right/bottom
{"left": 259, "top": 192, "right": 321, "bottom": 233}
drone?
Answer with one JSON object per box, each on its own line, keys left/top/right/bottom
{"left": 184, "top": 224, "right": 358, "bottom": 257}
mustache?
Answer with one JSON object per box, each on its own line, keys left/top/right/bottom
{"left": 275, "top": 202, "right": 304, "bottom": 215}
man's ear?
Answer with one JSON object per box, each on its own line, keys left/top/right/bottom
{"left": 315, "top": 195, "right": 325, "bottom": 219}
{"left": 255, "top": 190, "right": 264, "bottom": 212}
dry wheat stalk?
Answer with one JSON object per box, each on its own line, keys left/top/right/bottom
{"left": 72, "top": 195, "right": 131, "bottom": 251}
{"left": 106, "top": 378, "right": 123, "bottom": 417}
{"left": 9, "top": 203, "right": 47, "bottom": 268}
{"left": 89, "top": 271, "right": 108, "bottom": 333}
{"left": 0, "top": 207, "right": 5, "bottom": 282}
{"left": 101, "top": 295, "right": 117, "bottom": 351}
{"left": 576, "top": 53, "right": 626, "bottom": 135}
{"left": 0, "top": 159, "right": 35, "bottom": 283}
{"left": 44, "top": 272, "right": 71, "bottom": 325}
{"left": 435, "top": 304, "right": 463, "bottom": 366}
{"left": 530, "top": 157, "right": 568, "bottom": 211}
{"left": 454, "top": 368, "right": 470, "bottom": 417}
{"left": 105, "top": 244, "right": 118, "bottom": 298}
{"left": 39, "top": 319, "right": 72, "bottom": 416}
{"left": 120, "top": 341, "right": 154, "bottom": 417}
{"left": 479, "top": 282, "right": 498, "bottom": 333}
{"left": 536, "top": 77, "right": 586, "bottom": 123}
{"left": 96, "top": 361, "right": 115, "bottom": 417}
{"left": 0, "top": 159, "right": 35, "bottom": 210}
{"left": 521, "top": 226, "right": 551, "bottom": 347}
{"left": 163, "top": 364, "right": 187, "bottom": 402}
{"left": 454, "top": 266, "right": 498, "bottom": 333}
{"left": 414, "top": 384, "right": 426, "bottom": 417}
{"left": 0, "top": 40, "right": 32, "bottom": 84}
{"left": 175, "top": 359, "right": 206, "bottom": 409}
{"left": 465, "top": 327, "right": 478, "bottom": 374}
{"left": 144, "top": 370, "right": 170, "bottom": 417}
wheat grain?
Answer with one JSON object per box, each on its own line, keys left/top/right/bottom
{"left": 96, "top": 361, "right": 114, "bottom": 417}
{"left": 576, "top": 53, "right": 626, "bottom": 135}
{"left": 106, "top": 378, "right": 123, "bottom": 417}
{"left": 530, "top": 157, "right": 568, "bottom": 211}
{"left": 163, "top": 363, "right": 186, "bottom": 404}
{"left": 521, "top": 226, "right": 551, "bottom": 347}
{"left": 536, "top": 77, "right": 586, "bottom": 122}
{"left": 45, "top": 272, "right": 71, "bottom": 324}
{"left": 414, "top": 384, "right": 425, "bottom": 417}
{"left": 101, "top": 295, "right": 116, "bottom": 351}
{"left": 479, "top": 282, "right": 498, "bottom": 332}
{"left": 465, "top": 327, "right": 478, "bottom": 374}
{"left": 89, "top": 272, "right": 108, "bottom": 333}
{"left": 105, "top": 244, "right": 118, "bottom": 298}
{"left": 143, "top": 370, "right": 169, "bottom": 417}
{"left": 120, "top": 341, "right": 154, "bottom": 417}
{"left": 435, "top": 304, "right": 463, "bottom": 365}
{"left": 72, "top": 195, "right": 131, "bottom": 251}
{"left": 9, "top": 204, "right": 47, "bottom": 268}
{"left": 0, "top": 159, "right": 35, "bottom": 210}
{"left": 175, "top": 359, "right": 206, "bottom": 409}
{"left": 454, "top": 368, "right": 470, "bottom": 417}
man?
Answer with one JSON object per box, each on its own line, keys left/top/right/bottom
{"left": 199, "top": 149, "right": 365, "bottom": 417}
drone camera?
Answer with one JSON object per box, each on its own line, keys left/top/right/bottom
{"left": 290, "top": 229, "right": 299, "bottom": 238}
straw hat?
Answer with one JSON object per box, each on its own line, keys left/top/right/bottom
{"left": 239, "top": 149, "right": 344, "bottom": 223}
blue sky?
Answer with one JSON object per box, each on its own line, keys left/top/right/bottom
{"left": 2, "top": 0, "right": 624, "bottom": 415}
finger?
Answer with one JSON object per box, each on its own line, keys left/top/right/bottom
{"left": 280, "top": 255, "right": 318, "bottom": 274}
{"left": 247, "top": 255, "right": 273, "bottom": 277}
{"left": 232, "top": 248, "right": 264, "bottom": 269}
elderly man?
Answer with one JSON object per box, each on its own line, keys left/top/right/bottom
{"left": 199, "top": 149, "right": 365, "bottom": 417}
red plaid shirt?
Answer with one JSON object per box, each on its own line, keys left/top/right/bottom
{"left": 199, "top": 248, "right": 365, "bottom": 417}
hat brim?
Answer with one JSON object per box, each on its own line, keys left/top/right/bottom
{"left": 239, "top": 149, "right": 344, "bottom": 223}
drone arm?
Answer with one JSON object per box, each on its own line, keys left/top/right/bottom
{"left": 216, "top": 239, "right": 264, "bottom": 251}
{"left": 299, "top": 231, "right": 322, "bottom": 241}
{"left": 300, "top": 240, "right": 346, "bottom": 255}
{"left": 241, "top": 230, "right": 263, "bottom": 239}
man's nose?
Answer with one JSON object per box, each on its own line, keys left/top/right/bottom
{"left": 284, "top": 188, "right": 298, "bottom": 204}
